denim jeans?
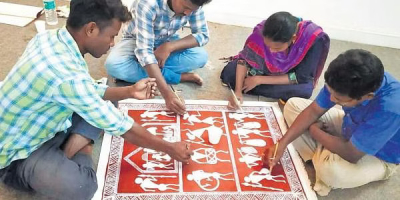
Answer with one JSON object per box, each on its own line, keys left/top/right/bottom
{"left": 105, "top": 38, "right": 208, "bottom": 84}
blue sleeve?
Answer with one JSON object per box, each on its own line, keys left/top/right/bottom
{"left": 134, "top": 0, "right": 158, "bottom": 66}
{"left": 351, "top": 111, "right": 400, "bottom": 155}
{"left": 315, "top": 86, "right": 335, "bottom": 109}
{"left": 188, "top": 8, "right": 209, "bottom": 46}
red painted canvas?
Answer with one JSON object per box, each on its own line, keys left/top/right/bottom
{"left": 94, "top": 100, "right": 316, "bottom": 200}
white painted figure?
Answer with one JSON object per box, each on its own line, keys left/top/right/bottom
{"left": 143, "top": 160, "right": 174, "bottom": 170}
{"left": 147, "top": 127, "right": 165, "bottom": 136}
{"left": 184, "top": 125, "right": 225, "bottom": 145}
{"left": 234, "top": 121, "right": 261, "bottom": 129}
{"left": 146, "top": 126, "right": 176, "bottom": 142}
{"left": 228, "top": 112, "right": 265, "bottom": 122}
{"left": 183, "top": 111, "right": 224, "bottom": 125}
{"left": 162, "top": 124, "right": 176, "bottom": 134}
{"left": 239, "top": 139, "right": 267, "bottom": 147}
{"left": 143, "top": 148, "right": 158, "bottom": 154}
{"left": 184, "top": 127, "right": 208, "bottom": 143}
{"left": 152, "top": 152, "right": 172, "bottom": 162}
{"left": 135, "top": 176, "right": 179, "bottom": 192}
{"left": 140, "top": 110, "right": 175, "bottom": 122}
{"left": 187, "top": 170, "right": 234, "bottom": 191}
{"left": 232, "top": 122, "right": 269, "bottom": 146}
{"left": 239, "top": 147, "right": 258, "bottom": 155}
{"left": 237, "top": 148, "right": 262, "bottom": 168}
{"left": 191, "top": 148, "right": 230, "bottom": 164}
{"left": 244, "top": 168, "right": 286, "bottom": 184}
{"left": 232, "top": 127, "right": 271, "bottom": 138}
{"left": 142, "top": 150, "right": 171, "bottom": 162}
{"left": 202, "top": 116, "right": 224, "bottom": 125}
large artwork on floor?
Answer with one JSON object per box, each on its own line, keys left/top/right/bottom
{"left": 93, "top": 100, "right": 316, "bottom": 200}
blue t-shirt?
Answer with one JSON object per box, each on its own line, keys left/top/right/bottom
{"left": 315, "top": 72, "right": 400, "bottom": 164}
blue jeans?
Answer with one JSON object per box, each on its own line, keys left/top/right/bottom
{"left": 105, "top": 38, "right": 208, "bottom": 84}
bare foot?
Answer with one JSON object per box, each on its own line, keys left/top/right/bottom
{"left": 180, "top": 73, "right": 203, "bottom": 86}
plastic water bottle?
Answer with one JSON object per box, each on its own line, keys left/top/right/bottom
{"left": 43, "top": 0, "right": 58, "bottom": 25}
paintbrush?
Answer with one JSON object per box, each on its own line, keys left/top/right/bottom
{"left": 270, "top": 142, "right": 279, "bottom": 173}
{"left": 228, "top": 83, "right": 243, "bottom": 111}
{"left": 170, "top": 85, "right": 182, "bottom": 103}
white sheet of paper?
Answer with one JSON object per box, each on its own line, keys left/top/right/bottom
{"left": 0, "top": 2, "right": 43, "bottom": 27}
{"left": 0, "top": 14, "right": 37, "bottom": 27}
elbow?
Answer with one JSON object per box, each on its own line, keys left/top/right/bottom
{"left": 297, "top": 81, "right": 314, "bottom": 98}
{"left": 342, "top": 154, "right": 363, "bottom": 164}
{"left": 201, "top": 33, "right": 210, "bottom": 46}
{"left": 347, "top": 157, "right": 361, "bottom": 164}
{"left": 301, "top": 89, "right": 313, "bottom": 99}
{"left": 283, "top": 86, "right": 313, "bottom": 101}
{"left": 204, "top": 36, "right": 209, "bottom": 45}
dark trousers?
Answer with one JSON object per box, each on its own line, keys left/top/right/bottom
{"left": 220, "top": 59, "right": 314, "bottom": 101}
{"left": 0, "top": 113, "right": 102, "bottom": 200}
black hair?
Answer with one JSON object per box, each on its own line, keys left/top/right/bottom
{"left": 325, "top": 49, "right": 384, "bottom": 99}
{"left": 67, "top": 0, "right": 132, "bottom": 31}
{"left": 190, "top": 0, "right": 212, "bottom": 7}
{"left": 262, "top": 11, "right": 299, "bottom": 43}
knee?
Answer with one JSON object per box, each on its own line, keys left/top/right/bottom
{"left": 297, "top": 87, "right": 313, "bottom": 99}
{"left": 30, "top": 166, "right": 98, "bottom": 200}
{"left": 105, "top": 56, "right": 141, "bottom": 82}
{"left": 192, "top": 48, "right": 208, "bottom": 67}
{"left": 315, "top": 156, "right": 349, "bottom": 188}
{"left": 317, "top": 163, "right": 341, "bottom": 187}
{"left": 289, "top": 89, "right": 312, "bottom": 100}
{"left": 105, "top": 52, "right": 119, "bottom": 70}
{"left": 284, "top": 97, "right": 302, "bottom": 111}
{"left": 105, "top": 55, "right": 119, "bottom": 77}
{"left": 105, "top": 53, "right": 129, "bottom": 78}
{"left": 283, "top": 97, "right": 303, "bottom": 125}
{"left": 59, "top": 169, "right": 98, "bottom": 200}
{"left": 69, "top": 176, "right": 98, "bottom": 200}
{"left": 220, "top": 61, "right": 237, "bottom": 83}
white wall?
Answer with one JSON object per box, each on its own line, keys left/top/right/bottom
{"left": 203, "top": 0, "right": 400, "bottom": 49}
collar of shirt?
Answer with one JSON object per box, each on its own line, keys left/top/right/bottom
{"left": 163, "top": 0, "right": 175, "bottom": 18}
{"left": 355, "top": 75, "right": 387, "bottom": 107}
{"left": 58, "top": 27, "right": 87, "bottom": 69}
{"left": 342, "top": 74, "right": 388, "bottom": 113}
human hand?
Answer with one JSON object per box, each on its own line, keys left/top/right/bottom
{"left": 309, "top": 121, "right": 326, "bottom": 132}
{"left": 227, "top": 92, "right": 243, "bottom": 110}
{"left": 309, "top": 121, "right": 334, "bottom": 137}
{"left": 262, "top": 142, "right": 285, "bottom": 172}
{"left": 165, "top": 92, "right": 186, "bottom": 115}
{"left": 130, "top": 78, "right": 157, "bottom": 99}
{"left": 154, "top": 42, "right": 172, "bottom": 67}
{"left": 243, "top": 76, "right": 260, "bottom": 93}
{"left": 166, "top": 142, "right": 193, "bottom": 163}
{"left": 218, "top": 56, "right": 233, "bottom": 63}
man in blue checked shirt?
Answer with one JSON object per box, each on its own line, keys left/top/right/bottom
{"left": 264, "top": 49, "right": 400, "bottom": 196}
{"left": 0, "top": 0, "right": 192, "bottom": 199}
{"left": 105, "top": 0, "right": 212, "bottom": 115}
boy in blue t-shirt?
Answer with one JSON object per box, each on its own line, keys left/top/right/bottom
{"left": 264, "top": 49, "right": 400, "bottom": 196}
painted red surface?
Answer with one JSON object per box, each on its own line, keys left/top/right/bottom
{"left": 99, "top": 103, "right": 311, "bottom": 199}
{"left": 115, "top": 110, "right": 290, "bottom": 193}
